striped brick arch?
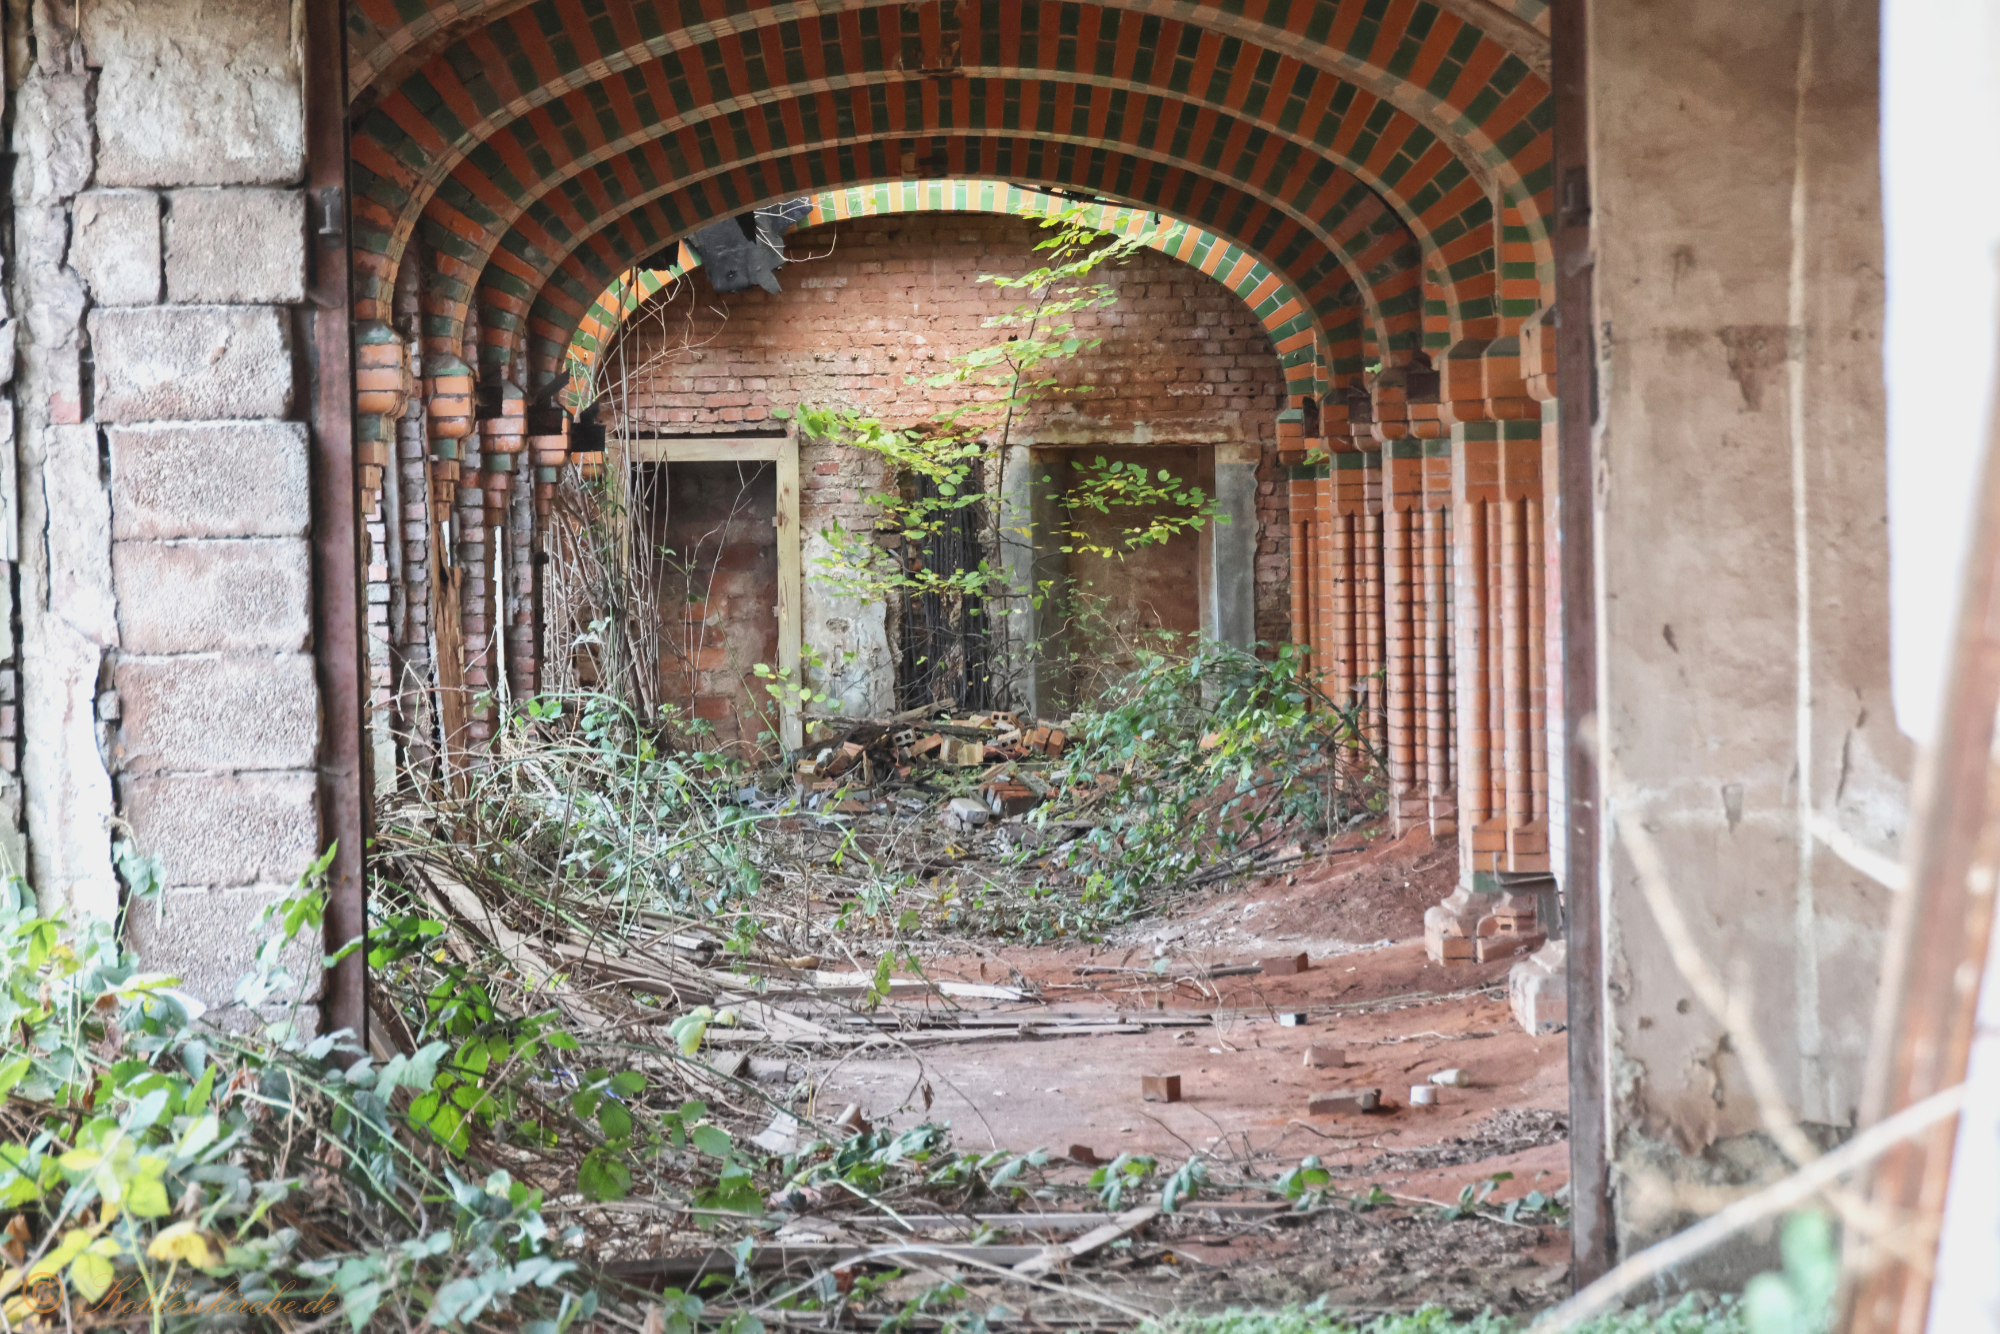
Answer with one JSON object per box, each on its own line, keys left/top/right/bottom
{"left": 564, "top": 180, "right": 1340, "bottom": 402}
{"left": 348, "top": 0, "right": 1566, "bottom": 935}
{"left": 346, "top": 0, "right": 1556, "bottom": 364}
{"left": 490, "top": 142, "right": 1399, "bottom": 400}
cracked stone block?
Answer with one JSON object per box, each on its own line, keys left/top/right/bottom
{"left": 71, "top": 190, "right": 160, "bottom": 305}
{"left": 90, "top": 307, "right": 293, "bottom": 422}
{"left": 165, "top": 188, "right": 306, "bottom": 304}
{"left": 83, "top": 0, "right": 305, "bottom": 188}
{"left": 112, "top": 538, "right": 310, "bottom": 653}
{"left": 110, "top": 422, "right": 309, "bottom": 539}
{"left": 115, "top": 653, "right": 318, "bottom": 774}
{"left": 117, "top": 770, "right": 318, "bottom": 890}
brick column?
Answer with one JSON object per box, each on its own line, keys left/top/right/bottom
{"left": 1425, "top": 334, "right": 1551, "bottom": 966}
{"left": 354, "top": 320, "right": 410, "bottom": 797}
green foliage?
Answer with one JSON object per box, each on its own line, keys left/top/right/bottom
{"left": 1087, "top": 1152, "right": 1158, "bottom": 1209}
{"left": 1742, "top": 1213, "right": 1836, "bottom": 1334}
{"left": 783, "top": 206, "right": 1218, "bottom": 620}
{"left": 0, "top": 867, "right": 595, "bottom": 1331}
{"left": 1275, "top": 1156, "right": 1333, "bottom": 1208}
{"left": 1037, "top": 640, "right": 1383, "bottom": 924}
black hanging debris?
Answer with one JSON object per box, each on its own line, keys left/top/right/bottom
{"left": 684, "top": 198, "right": 814, "bottom": 294}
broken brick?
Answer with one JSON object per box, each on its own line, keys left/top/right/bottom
{"left": 1306, "top": 1087, "right": 1381, "bottom": 1115}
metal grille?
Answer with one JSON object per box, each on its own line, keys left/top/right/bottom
{"left": 897, "top": 469, "right": 991, "bottom": 713}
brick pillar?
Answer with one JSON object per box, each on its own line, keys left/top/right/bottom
{"left": 353, "top": 320, "right": 408, "bottom": 797}
{"left": 1426, "top": 333, "right": 1552, "bottom": 966}
{"left": 1380, "top": 443, "right": 1427, "bottom": 832}
{"left": 1328, "top": 452, "right": 1369, "bottom": 711}
{"left": 479, "top": 381, "right": 526, "bottom": 724}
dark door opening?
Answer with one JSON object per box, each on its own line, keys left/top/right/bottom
{"left": 642, "top": 460, "right": 782, "bottom": 758}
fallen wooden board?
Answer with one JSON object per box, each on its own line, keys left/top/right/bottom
{"left": 1012, "top": 1204, "right": 1161, "bottom": 1279}
{"left": 424, "top": 872, "right": 614, "bottom": 1027}
{"left": 606, "top": 1243, "right": 1056, "bottom": 1283}
{"left": 808, "top": 973, "right": 1032, "bottom": 1002}
{"left": 839, "top": 1010, "right": 1213, "bottom": 1030}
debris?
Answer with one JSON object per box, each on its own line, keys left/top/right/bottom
{"left": 1430, "top": 1067, "right": 1472, "bottom": 1087}
{"left": 1262, "top": 952, "right": 1311, "bottom": 976}
{"left": 751, "top": 1111, "right": 803, "bottom": 1154}
{"left": 943, "top": 796, "right": 992, "bottom": 831}
{"left": 1067, "top": 1144, "right": 1103, "bottom": 1165}
{"left": 1307, "top": 1087, "right": 1383, "bottom": 1115}
{"left": 980, "top": 778, "right": 1041, "bottom": 818}
{"left": 1276, "top": 1012, "right": 1309, "bottom": 1027}
{"left": 1409, "top": 1084, "right": 1437, "bottom": 1107}
{"left": 832, "top": 1103, "right": 872, "bottom": 1136}
{"left": 1141, "top": 1074, "right": 1183, "bottom": 1103}
{"left": 1013, "top": 1204, "right": 1162, "bottom": 1279}
{"left": 1304, "top": 1046, "right": 1348, "bottom": 1068}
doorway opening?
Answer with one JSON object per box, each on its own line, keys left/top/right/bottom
{"left": 1033, "top": 443, "right": 1216, "bottom": 711}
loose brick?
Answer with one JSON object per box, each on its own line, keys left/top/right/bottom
{"left": 1141, "top": 1074, "right": 1183, "bottom": 1103}
{"left": 1306, "top": 1088, "right": 1381, "bottom": 1115}
{"left": 109, "top": 421, "right": 309, "bottom": 539}
{"left": 1261, "top": 952, "right": 1310, "bottom": 976}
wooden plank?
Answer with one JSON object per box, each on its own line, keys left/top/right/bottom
{"left": 1012, "top": 1204, "right": 1161, "bottom": 1279}
{"left": 776, "top": 426, "right": 803, "bottom": 750}
{"left": 424, "top": 871, "right": 612, "bottom": 1027}
{"left": 1846, "top": 332, "right": 2000, "bottom": 1332}
{"left": 1551, "top": 0, "right": 1612, "bottom": 1288}
{"left": 606, "top": 1243, "right": 1053, "bottom": 1283}
{"left": 621, "top": 436, "right": 786, "bottom": 463}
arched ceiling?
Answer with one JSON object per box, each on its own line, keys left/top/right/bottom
{"left": 565, "top": 180, "right": 1360, "bottom": 402}
{"left": 348, "top": 0, "right": 1552, "bottom": 409}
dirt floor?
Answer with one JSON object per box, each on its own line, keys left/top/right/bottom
{"left": 796, "top": 825, "right": 1575, "bottom": 1317}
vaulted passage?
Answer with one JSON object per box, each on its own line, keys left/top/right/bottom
{"left": 347, "top": 0, "right": 1593, "bottom": 1263}
{"left": 4, "top": 0, "right": 1955, "bottom": 1313}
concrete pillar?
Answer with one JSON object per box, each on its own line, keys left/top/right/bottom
{"left": 1587, "top": 0, "right": 1911, "bottom": 1260}
{"left": 1206, "top": 444, "right": 1259, "bottom": 649}
{"left": 996, "top": 443, "right": 1041, "bottom": 715}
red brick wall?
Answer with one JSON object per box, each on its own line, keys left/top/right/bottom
{"left": 603, "top": 212, "right": 1294, "bottom": 647}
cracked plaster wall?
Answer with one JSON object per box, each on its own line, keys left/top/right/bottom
{"left": 1587, "top": 0, "right": 1914, "bottom": 1265}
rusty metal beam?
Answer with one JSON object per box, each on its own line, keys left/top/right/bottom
{"left": 1843, "top": 348, "right": 2000, "bottom": 1333}
{"left": 305, "top": 0, "right": 369, "bottom": 1045}
{"left": 1550, "top": 0, "right": 1612, "bottom": 1290}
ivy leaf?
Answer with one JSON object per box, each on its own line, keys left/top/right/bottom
{"left": 68, "top": 1249, "right": 116, "bottom": 1303}
{"left": 596, "top": 1101, "right": 634, "bottom": 1141}
{"left": 577, "top": 1152, "right": 632, "bottom": 1202}
{"left": 690, "top": 1124, "right": 731, "bottom": 1158}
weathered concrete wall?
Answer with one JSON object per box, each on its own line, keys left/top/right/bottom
{"left": 7, "top": 0, "right": 319, "bottom": 1002}
{"left": 1587, "top": 0, "right": 1912, "bottom": 1261}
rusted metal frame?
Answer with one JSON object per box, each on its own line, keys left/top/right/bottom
{"left": 305, "top": 0, "right": 369, "bottom": 1044}
{"left": 1551, "top": 0, "right": 1610, "bottom": 1289}
{"left": 1842, "top": 362, "right": 2000, "bottom": 1332}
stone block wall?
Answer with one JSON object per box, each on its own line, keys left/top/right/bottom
{"left": 6, "top": 0, "right": 320, "bottom": 1005}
